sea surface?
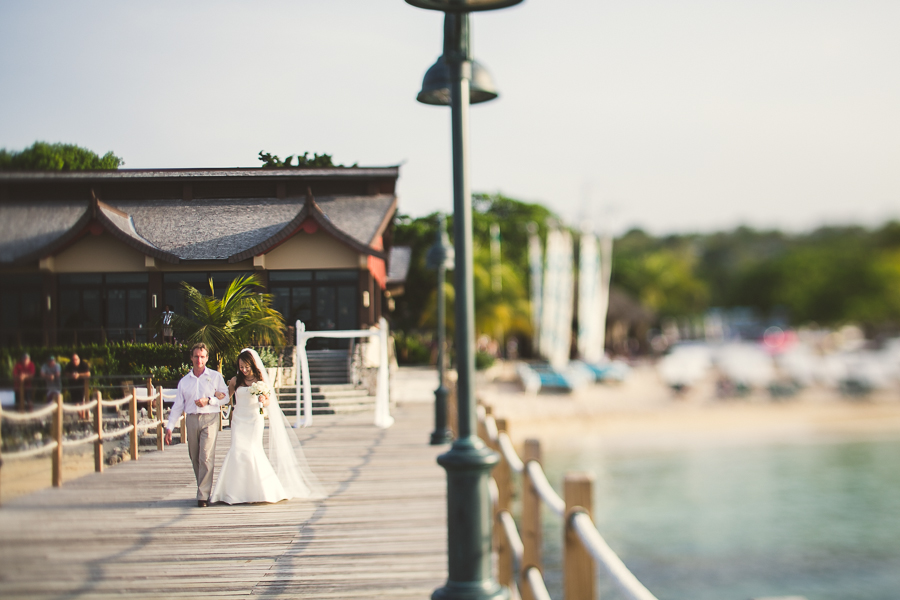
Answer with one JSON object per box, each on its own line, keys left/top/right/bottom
{"left": 538, "top": 436, "right": 900, "bottom": 600}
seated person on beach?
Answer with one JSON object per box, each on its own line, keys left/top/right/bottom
{"left": 64, "top": 353, "right": 91, "bottom": 403}
{"left": 41, "top": 356, "right": 62, "bottom": 401}
{"left": 13, "top": 353, "right": 35, "bottom": 411}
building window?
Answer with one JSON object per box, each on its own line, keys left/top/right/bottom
{"left": 162, "top": 272, "right": 254, "bottom": 320}
{"left": 57, "top": 273, "right": 149, "bottom": 343}
{"left": 0, "top": 274, "right": 43, "bottom": 345}
{"left": 269, "top": 270, "right": 358, "bottom": 349}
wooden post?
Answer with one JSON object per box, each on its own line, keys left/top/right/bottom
{"left": 565, "top": 472, "right": 595, "bottom": 600}
{"left": 494, "top": 418, "right": 513, "bottom": 590}
{"left": 156, "top": 386, "right": 164, "bottom": 452}
{"left": 477, "top": 404, "right": 491, "bottom": 442}
{"left": 52, "top": 393, "right": 63, "bottom": 487}
{"left": 129, "top": 390, "right": 138, "bottom": 461}
{"left": 521, "top": 438, "right": 542, "bottom": 600}
{"left": 94, "top": 390, "right": 103, "bottom": 473}
{"left": 81, "top": 378, "right": 90, "bottom": 419}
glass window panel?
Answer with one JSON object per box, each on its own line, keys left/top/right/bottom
{"left": 6, "top": 274, "right": 43, "bottom": 287}
{"left": 59, "top": 290, "right": 80, "bottom": 328}
{"left": 315, "top": 270, "right": 357, "bottom": 282}
{"left": 82, "top": 290, "right": 101, "bottom": 327}
{"left": 272, "top": 287, "right": 291, "bottom": 321}
{"left": 107, "top": 289, "right": 127, "bottom": 328}
{"left": 164, "top": 289, "right": 184, "bottom": 318}
{"left": 127, "top": 289, "right": 147, "bottom": 329}
{"left": 337, "top": 286, "right": 357, "bottom": 330}
{"left": 164, "top": 272, "right": 208, "bottom": 286}
{"left": 21, "top": 291, "right": 41, "bottom": 328}
{"left": 59, "top": 274, "right": 102, "bottom": 285}
{"left": 107, "top": 273, "right": 148, "bottom": 284}
{"left": 0, "top": 291, "right": 17, "bottom": 329}
{"left": 269, "top": 270, "right": 313, "bottom": 282}
{"left": 315, "top": 287, "right": 336, "bottom": 330}
{"left": 293, "top": 287, "right": 312, "bottom": 325}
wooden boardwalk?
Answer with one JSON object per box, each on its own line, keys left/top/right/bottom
{"left": 0, "top": 403, "right": 449, "bottom": 599}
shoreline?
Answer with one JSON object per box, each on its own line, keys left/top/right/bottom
{"left": 476, "top": 361, "right": 900, "bottom": 452}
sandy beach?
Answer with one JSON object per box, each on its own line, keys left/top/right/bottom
{"left": 476, "top": 361, "right": 900, "bottom": 452}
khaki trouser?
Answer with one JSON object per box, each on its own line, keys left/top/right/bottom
{"left": 185, "top": 413, "right": 219, "bottom": 501}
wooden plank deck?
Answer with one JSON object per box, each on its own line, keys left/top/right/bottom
{"left": 0, "top": 403, "right": 449, "bottom": 599}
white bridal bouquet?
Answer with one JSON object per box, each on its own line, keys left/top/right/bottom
{"left": 248, "top": 380, "right": 272, "bottom": 416}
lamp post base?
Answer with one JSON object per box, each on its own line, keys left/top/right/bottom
{"left": 432, "top": 581, "right": 508, "bottom": 600}
{"left": 432, "top": 437, "right": 508, "bottom": 600}
{"left": 431, "top": 386, "right": 454, "bottom": 445}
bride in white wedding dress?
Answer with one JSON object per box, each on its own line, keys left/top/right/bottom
{"left": 210, "top": 348, "right": 325, "bottom": 505}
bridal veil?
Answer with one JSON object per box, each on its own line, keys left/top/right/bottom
{"left": 242, "top": 348, "right": 326, "bottom": 500}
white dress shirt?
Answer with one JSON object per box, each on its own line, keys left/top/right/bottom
{"left": 166, "top": 367, "right": 229, "bottom": 431}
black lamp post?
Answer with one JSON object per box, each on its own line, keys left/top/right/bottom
{"left": 406, "top": 1, "right": 523, "bottom": 598}
{"left": 426, "top": 215, "right": 455, "bottom": 446}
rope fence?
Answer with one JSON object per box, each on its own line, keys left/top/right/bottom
{"left": 0, "top": 385, "right": 191, "bottom": 505}
{"left": 477, "top": 403, "right": 660, "bottom": 600}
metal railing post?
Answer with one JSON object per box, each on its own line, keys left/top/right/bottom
{"left": 565, "top": 472, "right": 595, "bottom": 600}
{"left": 52, "top": 393, "right": 63, "bottom": 487}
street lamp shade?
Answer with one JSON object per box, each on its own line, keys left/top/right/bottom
{"left": 417, "top": 56, "right": 499, "bottom": 105}
{"left": 426, "top": 222, "right": 455, "bottom": 270}
{"left": 405, "top": 0, "right": 523, "bottom": 11}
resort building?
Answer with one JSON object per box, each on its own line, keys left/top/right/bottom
{"left": 0, "top": 167, "right": 404, "bottom": 347}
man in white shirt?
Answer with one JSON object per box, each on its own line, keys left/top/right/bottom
{"left": 165, "top": 343, "right": 229, "bottom": 507}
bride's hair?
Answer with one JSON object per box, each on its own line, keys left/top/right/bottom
{"left": 235, "top": 349, "right": 263, "bottom": 388}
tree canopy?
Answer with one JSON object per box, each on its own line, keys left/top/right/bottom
{"left": 0, "top": 142, "right": 123, "bottom": 171}
{"left": 258, "top": 151, "right": 356, "bottom": 168}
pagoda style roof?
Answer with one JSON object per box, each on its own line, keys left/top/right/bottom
{"left": 0, "top": 167, "right": 399, "bottom": 265}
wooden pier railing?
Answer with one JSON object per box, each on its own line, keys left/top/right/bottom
{"left": 0, "top": 387, "right": 187, "bottom": 503}
{"left": 477, "top": 404, "right": 660, "bottom": 600}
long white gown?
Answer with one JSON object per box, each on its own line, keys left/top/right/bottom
{"left": 210, "top": 387, "right": 289, "bottom": 504}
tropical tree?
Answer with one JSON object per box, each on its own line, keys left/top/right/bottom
{"left": 170, "top": 275, "right": 285, "bottom": 370}
{"left": 0, "top": 141, "right": 123, "bottom": 171}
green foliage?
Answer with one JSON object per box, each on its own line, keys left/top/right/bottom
{"left": 612, "top": 221, "right": 900, "bottom": 327}
{"left": 258, "top": 151, "right": 356, "bottom": 168}
{"left": 475, "top": 350, "right": 495, "bottom": 371}
{"left": 149, "top": 363, "right": 191, "bottom": 383}
{"left": 393, "top": 331, "right": 432, "bottom": 365}
{"left": 171, "top": 274, "right": 286, "bottom": 369}
{"left": 392, "top": 193, "right": 556, "bottom": 349}
{"left": 0, "top": 141, "right": 123, "bottom": 171}
{"left": 0, "top": 342, "right": 190, "bottom": 384}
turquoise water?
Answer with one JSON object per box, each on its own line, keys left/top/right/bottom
{"left": 538, "top": 438, "right": 900, "bottom": 600}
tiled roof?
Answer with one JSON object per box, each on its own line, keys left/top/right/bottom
{"left": 0, "top": 201, "right": 88, "bottom": 263}
{"left": 387, "top": 246, "right": 412, "bottom": 284}
{"left": 0, "top": 194, "right": 397, "bottom": 265}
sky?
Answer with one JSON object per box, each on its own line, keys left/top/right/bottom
{"left": 1, "top": 0, "right": 898, "bottom": 236}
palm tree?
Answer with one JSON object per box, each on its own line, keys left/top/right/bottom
{"left": 171, "top": 275, "right": 285, "bottom": 369}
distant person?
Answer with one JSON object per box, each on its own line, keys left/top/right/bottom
{"left": 64, "top": 353, "right": 91, "bottom": 404}
{"left": 41, "top": 355, "right": 61, "bottom": 401}
{"left": 162, "top": 305, "right": 175, "bottom": 343}
{"left": 13, "top": 353, "right": 35, "bottom": 411}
